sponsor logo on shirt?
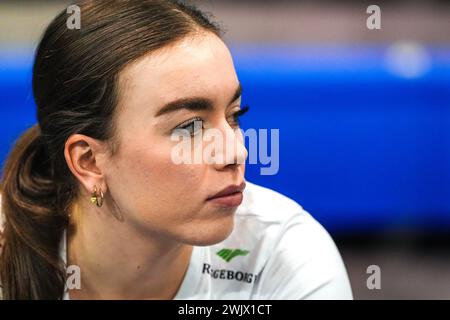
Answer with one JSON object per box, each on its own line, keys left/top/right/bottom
{"left": 202, "top": 263, "right": 258, "bottom": 284}
{"left": 216, "top": 248, "right": 250, "bottom": 262}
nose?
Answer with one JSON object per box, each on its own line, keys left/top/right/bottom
{"left": 209, "top": 121, "right": 248, "bottom": 171}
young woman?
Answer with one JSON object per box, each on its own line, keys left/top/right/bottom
{"left": 0, "top": 0, "right": 353, "bottom": 300}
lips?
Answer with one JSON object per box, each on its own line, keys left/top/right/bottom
{"left": 207, "top": 182, "right": 246, "bottom": 200}
{"left": 206, "top": 182, "right": 246, "bottom": 208}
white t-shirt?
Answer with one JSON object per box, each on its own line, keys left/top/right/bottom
{"left": 2, "top": 181, "right": 353, "bottom": 300}
{"left": 64, "top": 181, "right": 352, "bottom": 299}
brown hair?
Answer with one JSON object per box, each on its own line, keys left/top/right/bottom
{"left": 0, "top": 0, "right": 221, "bottom": 299}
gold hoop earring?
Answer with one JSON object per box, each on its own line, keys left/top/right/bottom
{"left": 90, "top": 185, "right": 104, "bottom": 207}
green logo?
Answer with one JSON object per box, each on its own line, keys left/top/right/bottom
{"left": 216, "top": 248, "right": 250, "bottom": 262}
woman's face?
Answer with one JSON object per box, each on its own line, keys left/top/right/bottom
{"left": 103, "top": 32, "right": 248, "bottom": 245}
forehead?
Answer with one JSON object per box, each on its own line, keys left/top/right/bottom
{"left": 118, "top": 32, "right": 239, "bottom": 110}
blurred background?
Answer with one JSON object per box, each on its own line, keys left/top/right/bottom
{"left": 1, "top": 0, "right": 450, "bottom": 299}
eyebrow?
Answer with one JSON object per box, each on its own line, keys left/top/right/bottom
{"left": 155, "top": 83, "right": 242, "bottom": 117}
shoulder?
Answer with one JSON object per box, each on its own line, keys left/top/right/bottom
{"left": 233, "top": 180, "right": 322, "bottom": 245}
{"left": 236, "top": 180, "right": 303, "bottom": 221}
{"left": 225, "top": 181, "right": 306, "bottom": 264}
{"left": 225, "top": 181, "right": 353, "bottom": 299}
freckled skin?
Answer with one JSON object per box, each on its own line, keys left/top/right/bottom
{"left": 65, "top": 32, "right": 249, "bottom": 299}
{"left": 102, "top": 32, "right": 248, "bottom": 246}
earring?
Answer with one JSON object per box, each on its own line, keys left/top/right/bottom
{"left": 90, "top": 185, "right": 104, "bottom": 207}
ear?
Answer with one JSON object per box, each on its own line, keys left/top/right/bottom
{"left": 64, "top": 134, "right": 109, "bottom": 196}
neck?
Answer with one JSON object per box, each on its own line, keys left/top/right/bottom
{"left": 66, "top": 200, "right": 193, "bottom": 300}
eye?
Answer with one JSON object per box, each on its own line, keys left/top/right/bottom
{"left": 228, "top": 105, "right": 250, "bottom": 128}
{"left": 173, "top": 117, "right": 204, "bottom": 136}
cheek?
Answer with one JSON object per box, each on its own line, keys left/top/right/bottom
{"left": 110, "top": 140, "right": 207, "bottom": 214}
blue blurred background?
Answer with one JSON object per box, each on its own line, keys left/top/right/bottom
{"left": 1, "top": 0, "right": 450, "bottom": 299}
{"left": 237, "top": 44, "right": 450, "bottom": 234}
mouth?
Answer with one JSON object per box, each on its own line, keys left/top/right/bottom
{"left": 206, "top": 182, "right": 246, "bottom": 208}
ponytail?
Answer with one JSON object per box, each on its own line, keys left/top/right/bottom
{"left": 0, "top": 124, "right": 67, "bottom": 299}
{"left": 0, "top": 0, "right": 223, "bottom": 299}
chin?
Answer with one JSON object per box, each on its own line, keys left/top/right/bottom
{"left": 183, "top": 213, "right": 236, "bottom": 246}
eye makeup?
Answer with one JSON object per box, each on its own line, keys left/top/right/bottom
{"left": 172, "top": 105, "right": 250, "bottom": 137}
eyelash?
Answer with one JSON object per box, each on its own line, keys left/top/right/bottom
{"left": 174, "top": 105, "right": 250, "bottom": 136}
